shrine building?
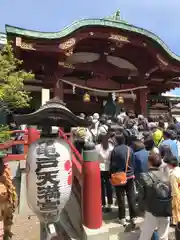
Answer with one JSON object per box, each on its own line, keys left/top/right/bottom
{"left": 1, "top": 10, "right": 180, "bottom": 117}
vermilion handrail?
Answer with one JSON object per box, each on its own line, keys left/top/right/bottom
{"left": 9, "top": 130, "right": 28, "bottom": 134}
{"left": 58, "top": 128, "right": 82, "bottom": 184}
{"left": 58, "top": 128, "right": 83, "bottom": 164}
{"left": 0, "top": 130, "right": 28, "bottom": 149}
{"left": 1, "top": 129, "right": 83, "bottom": 176}
{"left": 0, "top": 130, "right": 28, "bottom": 162}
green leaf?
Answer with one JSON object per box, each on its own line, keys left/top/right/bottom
{"left": 0, "top": 125, "right": 10, "bottom": 143}
{"left": 0, "top": 43, "right": 34, "bottom": 109}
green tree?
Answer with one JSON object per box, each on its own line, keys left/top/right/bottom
{"left": 0, "top": 43, "right": 34, "bottom": 110}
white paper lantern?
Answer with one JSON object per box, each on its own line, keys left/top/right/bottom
{"left": 26, "top": 138, "right": 72, "bottom": 223}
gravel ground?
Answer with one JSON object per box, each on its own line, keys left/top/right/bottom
{"left": 11, "top": 214, "right": 40, "bottom": 240}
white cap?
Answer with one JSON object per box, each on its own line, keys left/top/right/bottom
{"left": 107, "top": 119, "right": 112, "bottom": 125}
{"left": 93, "top": 113, "right": 99, "bottom": 120}
{"left": 138, "top": 115, "right": 144, "bottom": 119}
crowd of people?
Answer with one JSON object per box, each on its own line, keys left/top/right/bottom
{"left": 73, "top": 109, "right": 180, "bottom": 240}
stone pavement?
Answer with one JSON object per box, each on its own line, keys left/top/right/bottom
{"left": 103, "top": 205, "right": 175, "bottom": 240}
{"left": 12, "top": 214, "right": 40, "bottom": 240}
{"left": 11, "top": 209, "right": 175, "bottom": 240}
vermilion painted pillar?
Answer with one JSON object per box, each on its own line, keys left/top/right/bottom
{"left": 136, "top": 89, "right": 148, "bottom": 116}
{"left": 82, "top": 143, "right": 102, "bottom": 229}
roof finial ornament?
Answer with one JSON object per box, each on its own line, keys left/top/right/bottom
{"left": 104, "top": 9, "right": 124, "bottom": 22}
{"left": 113, "top": 10, "right": 121, "bottom": 21}
{"left": 104, "top": 9, "right": 128, "bottom": 24}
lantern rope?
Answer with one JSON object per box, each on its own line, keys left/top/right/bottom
{"left": 58, "top": 78, "right": 147, "bottom": 93}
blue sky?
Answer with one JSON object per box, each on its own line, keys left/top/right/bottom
{"left": 1, "top": 0, "right": 180, "bottom": 95}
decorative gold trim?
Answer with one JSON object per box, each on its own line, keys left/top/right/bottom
{"left": 157, "top": 54, "right": 168, "bottom": 66}
{"left": 58, "top": 62, "right": 75, "bottom": 69}
{"left": 64, "top": 48, "right": 73, "bottom": 56}
{"left": 59, "top": 38, "right": 76, "bottom": 50}
{"left": 109, "top": 34, "right": 129, "bottom": 43}
{"left": 21, "top": 42, "right": 36, "bottom": 50}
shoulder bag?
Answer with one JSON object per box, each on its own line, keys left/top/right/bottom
{"left": 110, "top": 147, "right": 130, "bottom": 186}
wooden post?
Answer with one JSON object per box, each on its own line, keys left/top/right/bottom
{"left": 136, "top": 89, "right": 148, "bottom": 116}
{"left": 168, "top": 99, "right": 173, "bottom": 122}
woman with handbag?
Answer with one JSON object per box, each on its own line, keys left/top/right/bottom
{"left": 110, "top": 133, "right": 137, "bottom": 226}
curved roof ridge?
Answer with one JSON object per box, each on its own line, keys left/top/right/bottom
{"left": 5, "top": 18, "right": 180, "bottom": 61}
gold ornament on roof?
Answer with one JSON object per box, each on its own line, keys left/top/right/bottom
{"left": 21, "top": 42, "right": 36, "bottom": 50}
{"left": 64, "top": 48, "right": 73, "bottom": 57}
{"left": 58, "top": 61, "right": 75, "bottom": 69}
{"left": 59, "top": 38, "right": 76, "bottom": 50}
{"left": 109, "top": 34, "right": 129, "bottom": 43}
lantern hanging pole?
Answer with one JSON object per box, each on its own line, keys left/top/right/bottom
{"left": 58, "top": 78, "right": 147, "bottom": 93}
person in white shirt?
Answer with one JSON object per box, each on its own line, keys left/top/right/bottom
{"left": 88, "top": 113, "right": 100, "bottom": 142}
{"left": 92, "top": 113, "right": 100, "bottom": 132}
{"left": 97, "top": 117, "right": 108, "bottom": 136}
{"left": 159, "top": 145, "right": 173, "bottom": 179}
{"left": 96, "top": 133, "right": 114, "bottom": 213}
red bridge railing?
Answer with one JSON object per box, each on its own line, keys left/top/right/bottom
{"left": 0, "top": 130, "right": 29, "bottom": 162}
{"left": 0, "top": 129, "right": 102, "bottom": 230}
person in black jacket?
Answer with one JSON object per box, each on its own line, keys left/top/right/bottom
{"left": 110, "top": 133, "right": 137, "bottom": 226}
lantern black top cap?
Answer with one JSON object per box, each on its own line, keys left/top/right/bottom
{"left": 14, "top": 98, "right": 91, "bottom": 127}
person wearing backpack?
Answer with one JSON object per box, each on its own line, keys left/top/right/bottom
{"left": 138, "top": 151, "right": 171, "bottom": 240}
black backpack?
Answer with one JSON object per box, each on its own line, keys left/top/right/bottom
{"left": 126, "top": 128, "right": 134, "bottom": 136}
{"left": 148, "top": 172, "right": 172, "bottom": 217}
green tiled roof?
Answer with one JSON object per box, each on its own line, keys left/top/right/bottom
{"left": 3, "top": 10, "right": 180, "bottom": 62}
